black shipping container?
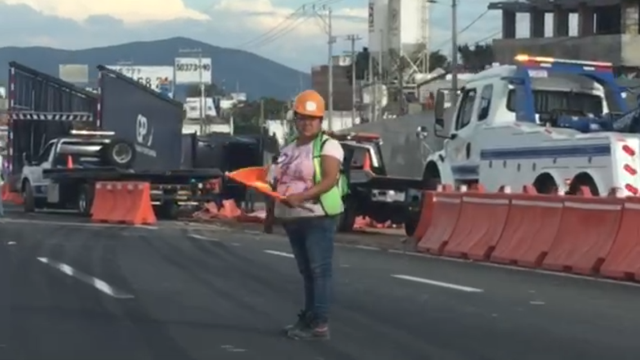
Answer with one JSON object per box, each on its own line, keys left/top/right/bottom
{"left": 97, "top": 65, "right": 183, "bottom": 171}
{"left": 8, "top": 62, "right": 98, "bottom": 178}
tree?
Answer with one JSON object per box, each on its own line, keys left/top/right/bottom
{"left": 186, "top": 82, "right": 225, "bottom": 97}
{"left": 233, "top": 97, "right": 287, "bottom": 125}
{"left": 428, "top": 50, "right": 449, "bottom": 72}
{"left": 457, "top": 43, "right": 494, "bottom": 72}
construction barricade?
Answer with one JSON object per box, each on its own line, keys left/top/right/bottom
{"left": 442, "top": 186, "right": 511, "bottom": 260}
{"left": 91, "top": 181, "right": 157, "bottom": 225}
{"left": 412, "top": 184, "right": 454, "bottom": 241}
{"left": 600, "top": 197, "right": 640, "bottom": 281}
{"left": 1, "top": 183, "right": 23, "bottom": 205}
{"left": 541, "top": 187, "right": 623, "bottom": 276}
{"left": 416, "top": 191, "right": 462, "bottom": 255}
{"left": 490, "top": 185, "right": 563, "bottom": 268}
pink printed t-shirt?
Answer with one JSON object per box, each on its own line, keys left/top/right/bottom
{"left": 273, "top": 138, "right": 344, "bottom": 218}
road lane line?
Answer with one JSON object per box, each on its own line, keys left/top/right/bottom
{"left": 37, "top": 257, "right": 134, "bottom": 299}
{"left": 189, "top": 234, "right": 219, "bottom": 241}
{"left": 1, "top": 218, "right": 157, "bottom": 229}
{"left": 391, "top": 274, "right": 484, "bottom": 293}
{"left": 264, "top": 250, "right": 294, "bottom": 258}
{"left": 353, "top": 245, "right": 380, "bottom": 251}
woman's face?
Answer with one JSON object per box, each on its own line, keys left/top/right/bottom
{"left": 295, "top": 113, "right": 322, "bottom": 137}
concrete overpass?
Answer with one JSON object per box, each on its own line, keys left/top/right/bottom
{"left": 489, "top": 0, "right": 640, "bottom": 68}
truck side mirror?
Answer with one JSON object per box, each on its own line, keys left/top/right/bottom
{"left": 22, "top": 152, "right": 30, "bottom": 165}
{"left": 434, "top": 90, "right": 446, "bottom": 122}
{"left": 416, "top": 125, "right": 429, "bottom": 139}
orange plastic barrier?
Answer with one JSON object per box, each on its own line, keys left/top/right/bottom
{"left": 416, "top": 191, "right": 462, "bottom": 255}
{"left": 490, "top": 186, "right": 563, "bottom": 268}
{"left": 412, "top": 184, "right": 454, "bottom": 241}
{"left": 91, "top": 181, "right": 157, "bottom": 225}
{"left": 541, "top": 188, "right": 622, "bottom": 276}
{"left": 599, "top": 197, "right": 640, "bottom": 281}
{"left": 1, "top": 183, "right": 23, "bottom": 205}
{"left": 442, "top": 187, "right": 511, "bottom": 260}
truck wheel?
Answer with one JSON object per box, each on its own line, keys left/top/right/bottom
{"left": 77, "top": 184, "right": 94, "bottom": 217}
{"left": 101, "top": 139, "right": 136, "bottom": 169}
{"left": 404, "top": 215, "right": 419, "bottom": 237}
{"left": 157, "top": 201, "right": 179, "bottom": 220}
{"left": 22, "top": 181, "right": 36, "bottom": 213}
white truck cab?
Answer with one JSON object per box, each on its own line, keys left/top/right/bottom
{"left": 420, "top": 54, "right": 639, "bottom": 196}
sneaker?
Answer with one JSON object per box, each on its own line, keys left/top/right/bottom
{"left": 282, "top": 310, "right": 311, "bottom": 334}
{"left": 286, "top": 320, "right": 330, "bottom": 340}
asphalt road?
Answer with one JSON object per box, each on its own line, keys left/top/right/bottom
{"left": 1, "top": 211, "right": 640, "bottom": 360}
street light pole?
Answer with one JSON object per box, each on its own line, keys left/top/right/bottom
{"left": 450, "top": 0, "right": 459, "bottom": 107}
{"left": 346, "top": 34, "right": 362, "bottom": 124}
{"left": 312, "top": 4, "right": 336, "bottom": 130}
{"left": 179, "top": 48, "right": 206, "bottom": 133}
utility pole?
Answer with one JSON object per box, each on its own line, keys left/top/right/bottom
{"left": 451, "top": 0, "right": 459, "bottom": 107}
{"left": 369, "top": 49, "right": 376, "bottom": 123}
{"left": 345, "top": 34, "right": 362, "bottom": 124}
{"left": 311, "top": 4, "right": 336, "bottom": 130}
{"left": 259, "top": 98, "right": 265, "bottom": 128}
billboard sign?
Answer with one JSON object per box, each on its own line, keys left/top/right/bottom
{"left": 174, "top": 57, "right": 212, "bottom": 84}
{"left": 107, "top": 65, "right": 174, "bottom": 97}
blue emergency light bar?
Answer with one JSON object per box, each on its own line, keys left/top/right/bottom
{"left": 514, "top": 54, "right": 613, "bottom": 71}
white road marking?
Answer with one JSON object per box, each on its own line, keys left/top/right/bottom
{"left": 391, "top": 274, "right": 484, "bottom": 293}
{"left": 0, "top": 218, "right": 157, "bottom": 229}
{"left": 37, "top": 257, "right": 134, "bottom": 299}
{"left": 386, "top": 249, "right": 640, "bottom": 288}
{"left": 189, "top": 234, "right": 219, "bottom": 242}
{"left": 264, "top": 250, "right": 294, "bottom": 258}
{"left": 353, "top": 245, "right": 380, "bottom": 251}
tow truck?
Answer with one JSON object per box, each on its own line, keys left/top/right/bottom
{"left": 21, "top": 129, "right": 221, "bottom": 217}
{"left": 333, "top": 132, "right": 423, "bottom": 236}
{"left": 419, "top": 54, "right": 639, "bottom": 196}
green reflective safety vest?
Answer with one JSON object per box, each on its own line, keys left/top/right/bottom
{"left": 287, "top": 132, "right": 348, "bottom": 216}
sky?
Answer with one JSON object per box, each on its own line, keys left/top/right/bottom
{"left": 0, "top": 0, "right": 581, "bottom": 72}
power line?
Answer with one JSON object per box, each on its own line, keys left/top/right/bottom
{"left": 434, "top": 9, "right": 489, "bottom": 50}
{"left": 250, "top": 16, "right": 312, "bottom": 49}
{"left": 234, "top": 0, "right": 341, "bottom": 50}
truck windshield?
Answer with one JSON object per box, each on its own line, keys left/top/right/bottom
{"left": 507, "top": 89, "right": 603, "bottom": 116}
{"left": 506, "top": 74, "right": 610, "bottom": 117}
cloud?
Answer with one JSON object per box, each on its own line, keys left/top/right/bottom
{"left": 0, "top": 0, "right": 576, "bottom": 73}
{"left": 1, "top": 0, "right": 209, "bottom": 22}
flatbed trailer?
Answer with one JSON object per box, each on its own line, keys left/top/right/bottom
{"left": 40, "top": 167, "right": 222, "bottom": 218}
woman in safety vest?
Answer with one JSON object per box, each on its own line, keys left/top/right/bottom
{"left": 275, "top": 89, "right": 344, "bottom": 340}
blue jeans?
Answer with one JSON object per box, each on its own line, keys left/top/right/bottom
{"left": 283, "top": 216, "right": 338, "bottom": 324}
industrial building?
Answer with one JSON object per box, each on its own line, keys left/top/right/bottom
{"left": 489, "top": 0, "right": 640, "bottom": 69}
{"left": 311, "top": 63, "right": 355, "bottom": 112}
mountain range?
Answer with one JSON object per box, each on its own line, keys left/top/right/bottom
{"left": 0, "top": 37, "right": 310, "bottom": 101}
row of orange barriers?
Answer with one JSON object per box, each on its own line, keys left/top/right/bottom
{"left": 91, "top": 181, "right": 156, "bottom": 225}
{"left": 1, "top": 183, "right": 23, "bottom": 205}
{"left": 412, "top": 184, "right": 640, "bottom": 281}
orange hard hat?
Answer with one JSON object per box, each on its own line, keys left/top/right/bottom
{"left": 292, "top": 90, "right": 325, "bottom": 118}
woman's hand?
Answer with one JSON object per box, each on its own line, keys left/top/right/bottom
{"left": 283, "top": 193, "right": 306, "bottom": 208}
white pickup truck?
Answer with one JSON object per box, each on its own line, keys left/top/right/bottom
{"left": 20, "top": 130, "right": 136, "bottom": 214}
{"left": 419, "top": 54, "right": 639, "bottom": 196}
